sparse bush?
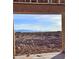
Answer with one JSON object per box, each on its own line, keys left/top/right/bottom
{"left": 15, "top": 32, "right": 62, "bottom": 55}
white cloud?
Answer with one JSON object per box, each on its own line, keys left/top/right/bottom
{"left": 14, "top": 24, "right": 42, "bottom": 31}
{"left": 32, "top": 15, "right": 62, "bottom": 26}
{"left": 33, "top": 14, "right": 61, "bottom": 21}
{"left": 14, "top": 23, "right": 62, "bottom": 31}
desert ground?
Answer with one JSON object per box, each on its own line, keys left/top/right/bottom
{"left": 15, "top": 32, "right": 62, "bottom": 55}
{"left": 14, "top": 52, "right": 61, "bottom": 59}
{"left": 14, "top": 32, "right": 63, "bottom": 59}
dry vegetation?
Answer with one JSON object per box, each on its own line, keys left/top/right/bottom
{"left": 15, "top": 31, "right": 62, "bottom": 56}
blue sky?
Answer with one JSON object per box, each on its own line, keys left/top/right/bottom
{"left": 14, "top": 14, "right": 62, "bottom": 32}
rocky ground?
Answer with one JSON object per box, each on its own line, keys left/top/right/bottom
{"left": 15, "top": 31, "right": 62, "bottom": 55}
{"left": 14, "top": 52, "right": 63, "bottom": 59}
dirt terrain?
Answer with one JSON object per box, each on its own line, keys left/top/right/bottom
{"left": 14, "top": 52, "right": 61, "bottom": 59}
{"left": 15, "top": 31, "right": 62, "bottom": 56}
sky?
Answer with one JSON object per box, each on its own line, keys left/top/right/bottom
{"left": 14, "top": 14, "right": 62, "bottom": 32}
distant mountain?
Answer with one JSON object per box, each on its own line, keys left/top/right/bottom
{"left": 15, "top": 29, "right": 38, "bottom": 32}
{"left": 15, "top": 30, "right": 61, "bottom": 32}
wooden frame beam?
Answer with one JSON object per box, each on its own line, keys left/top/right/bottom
{"left": 13, "top": 3, "right": 64, "bottom": 14}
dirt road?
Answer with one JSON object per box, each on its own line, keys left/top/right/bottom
{"left": 14, "top": 52, "right": 61, "bottom": 59}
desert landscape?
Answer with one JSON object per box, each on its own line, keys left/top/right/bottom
{"left": 14, "top": 31, "right": 62, "bottom": 56}
{"left": 14, "top": 14, "right": 64, "bottom": 59}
